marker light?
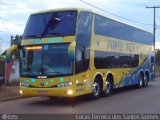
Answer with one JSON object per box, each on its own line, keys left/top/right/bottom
{"left": 20, "top": 90, "right": 23, "bottom": 95}
{"left": 26, "top": 46, "right": 42, "bottom": 50}
{"left": 84, "top": 80, "right": 87, "bottom": 82}
{"left": 76, "top": 80, "right": 79, "bottom": 83}
{"left": 67, "top": 90, "right": 73, "bottom": 95}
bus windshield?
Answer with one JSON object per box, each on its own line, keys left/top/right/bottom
{"left": 20, "top": 44, "right": 73, "bottom": 77}
{"left": 23, "top": 10, "right": 77, "bottom": 39}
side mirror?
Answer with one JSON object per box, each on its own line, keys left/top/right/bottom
{"left": 68, "top": 41, "right": 76, "bottom": 61}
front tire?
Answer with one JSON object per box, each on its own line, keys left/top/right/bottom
{"left": 90, "top": 78, "right": 102, "bottom": 99}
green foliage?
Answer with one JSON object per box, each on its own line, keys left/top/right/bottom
{"left": 11, "top": 35, "right": 22, "bottom": 45}
{"left": 9, "top": 35, "right": 22, "bottom": 60}
{"left": 156, "top": 49, "right": 160, "bottom": 66}
{"left": 2, "top": 50, "right": 7, "bottom": 55}
{"left": 155, "top": 65, "right": 160, "bottom": 76}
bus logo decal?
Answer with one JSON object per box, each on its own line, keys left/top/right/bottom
{"left": 41, "top": 82, "right": 44, "bottom": 87}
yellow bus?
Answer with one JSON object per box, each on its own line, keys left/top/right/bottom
{"left": 18, "top": 8, "right": 155, "bottom": 99}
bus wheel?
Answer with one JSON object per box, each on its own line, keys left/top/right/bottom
{"left": 137, "top": 74, "right": 144, "bottom": 88}
{"left": 103, "top": 79, "right": 113, "bottom": 97}
{"left": 143, "top": 73, "right": 149, "bottom": 87}
{"left": 91, "top": 78, "right": 102, "bottom": 99}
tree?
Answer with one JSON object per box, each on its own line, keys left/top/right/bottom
{"left": 156, "top": 49, "right": 160, "bottom": 66}
{"left": 11, "top": 35, "right": 22, "bottom": 45}
{"left": 2, "top": 50, "right": 7, "bottom": 55}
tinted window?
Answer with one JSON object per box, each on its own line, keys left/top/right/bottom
{"left": 94, "top": 15, "right": 153, "bottom": 45}
{"left": 94, "top": 51, "right": 139, "bottom": 69}
{"left": 43, "top": 44, "right": 72, "bottom": 75}
{"left": 75, "top": 11, "right": 93, "bottom": 74}
{"left": 151, "top": 56, "right": 155, "bottom": 63}
{"left": 20, "top": 44, "right": 72, "bottom": 77}
{"left": 20, "top": 46, "right": 43, "bottom": 76}
{"left": 75, "top": 46, "right": 89, "bottom": 74}
{"left": 77, "top": 11, "right": 93, "bottom": 35}
{"left": 76, "top": 11, "right": 93, "bottom": 48}
{"left": 23, "top": 11, "right": 77, "bottom": 39}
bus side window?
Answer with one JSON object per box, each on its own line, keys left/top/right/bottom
{"left": 77, "top": 11, "right": 92, "bottom": 35}
{"left": 75, "top": 46, "right": 88, "bottom": 74}
{"left": 151, "top": 56, "right": 155, "bottom": 63}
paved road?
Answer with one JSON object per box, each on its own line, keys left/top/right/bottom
{"left": 0, "top": 78, "right": 160, "bottom": 114}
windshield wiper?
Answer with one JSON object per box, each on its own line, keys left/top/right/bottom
{"left": 44, "top": 71, "right": 64, "bottom": 75}
{"left": 25, "top": 35, "right": 39, "bottom": 38}
{"left": 27, "top": 71, "right": 35, "bottom": 76}
{"left": 42, "top": 32, "right": 64, "bottom": 37}
{"left": 27, "top": 68, "right": 38, "bottom": 76}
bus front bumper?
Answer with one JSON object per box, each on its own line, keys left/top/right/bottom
{"left": 20, "top": 86, "right": 76, "bottom": 97}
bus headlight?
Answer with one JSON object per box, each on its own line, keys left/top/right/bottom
{"left": 67, "top": 90, "right": 73, "bottom": 95}
{"left": 57, "top": 82, "right": 72, "bottom": 88}
{"left": 20, "top": 82, "right": 29, "bottom": 87}
{"left": 20, "top": 90, "right": 23, "bottom": 94}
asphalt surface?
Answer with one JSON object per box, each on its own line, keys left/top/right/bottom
{"left": 0, "top": 78, "right": 160, "bottom": 114}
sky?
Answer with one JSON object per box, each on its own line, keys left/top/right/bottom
{"left": 0, "top": 0, "right": 160, "bottom": 53}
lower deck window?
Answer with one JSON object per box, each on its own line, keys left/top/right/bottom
{"left": 94, "top": 51, "right": 139, "bottom": 69}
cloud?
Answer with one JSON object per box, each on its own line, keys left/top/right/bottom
{"left": 0, "top": 20, "right": 24, "bottom": 35}
{"left": 156, "top": 42, "right": 160, "bottom": 49}
{"left": 0, "top": 33, "right": 10, "bottom": 53}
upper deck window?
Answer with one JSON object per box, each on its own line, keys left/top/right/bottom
{"left": 23, "top": 10, "right": 78, "bottom": 39}
{"left": 94, "top": 14, "right": 153, "bottom": 45}
{"left": 77, "top": 11, "right": 93, "bottom": 35}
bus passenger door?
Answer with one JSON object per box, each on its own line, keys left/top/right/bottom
{"left": 74, "top": 45, "right": 89, "bottom": 94}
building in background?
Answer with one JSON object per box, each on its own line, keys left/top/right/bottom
{"left": 0, "top": 55, "right": 5, "bottom": 84}
{"left": 0, "top": 35, "right": 22, "bottom": 84}
{"left": 0, "top": 46, "right": 20, "bottom": 85}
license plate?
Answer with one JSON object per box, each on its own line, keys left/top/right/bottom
{"left": 38, "top": 91, "right": 47, "bottom": 95}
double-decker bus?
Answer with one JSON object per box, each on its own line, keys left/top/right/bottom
{"left": 18, "top": 8, "right": 155, "bottom": 99}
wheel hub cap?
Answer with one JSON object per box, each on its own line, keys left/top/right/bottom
{"left": 144, "top": 76, "right": 147, "bottom": 85}
{"left": 140, "top": 78, "right": 142, "bottom": 86}
{"left": 93, "top": 82, "right": 99, "bottom": 96}
{"left": 105, "top": 81, "right": 110, "bottom": 94}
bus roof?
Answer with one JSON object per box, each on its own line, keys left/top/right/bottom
{"left": 31, "top": 8, "right": 152, "bottom": 34}
{"left": 31, "top": 8, "right": 90, "bottom": 15}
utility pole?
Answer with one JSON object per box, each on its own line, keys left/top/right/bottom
{"left": 146, "top": 6, "right": 160, "bottom": 51}
{"left": 10, "top": 35, "right": 14, "bottom": 46}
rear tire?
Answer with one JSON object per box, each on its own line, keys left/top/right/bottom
{"left": 102, "top": 79, "right": 113, "bottom": 97}
{"left": 143, "top": 74, "right": 149, "bottom": 87}
{"left": 90, "top": 78, "right": 102, "bottom": 99}
{"left": 137, "top": 74, "right": 144, "bottom": 88}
